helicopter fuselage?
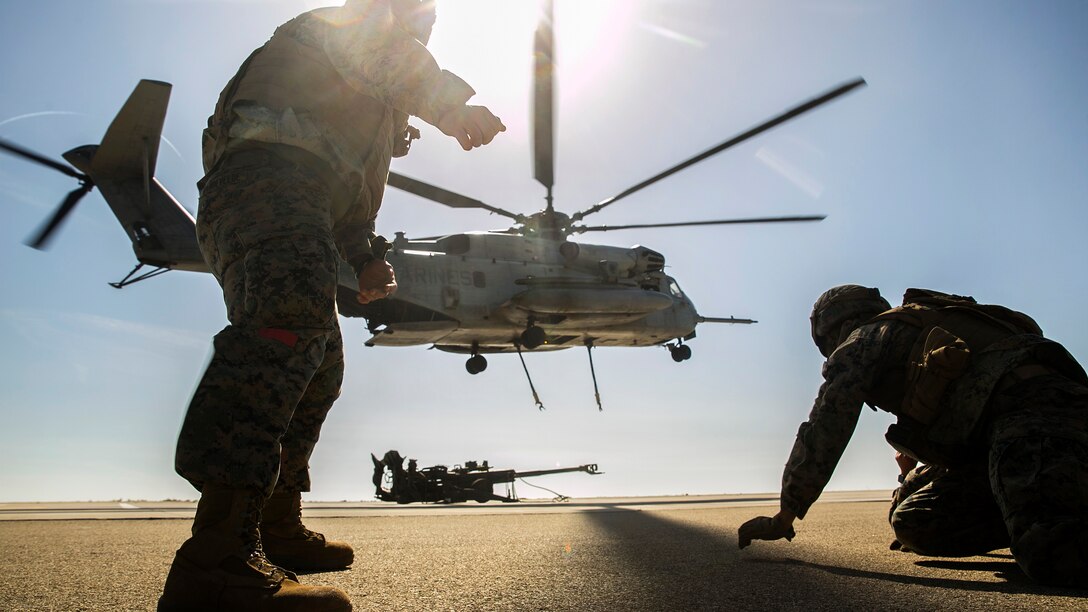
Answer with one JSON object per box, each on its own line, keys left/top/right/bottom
{"left": 340, "top": 231, "right": 700, "bottom": 354}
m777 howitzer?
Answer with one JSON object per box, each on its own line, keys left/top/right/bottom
{"left": 371, "top": 450, "right": 601, "bottom": 504}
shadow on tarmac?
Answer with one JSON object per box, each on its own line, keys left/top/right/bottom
{"left": 471, "top": 496, "right": 782, "bottom": 511}
{"left": 580, "top": 507, "right": 833, "bottom": 609}
{"left": 581, "top": 507, "right": 1086, "bottom": 606}
{"left": 754, "top": 557, "right": 1087, "bottom": 598}
{"left": 914, "top": 558, "right": 1025, "bottom": 576}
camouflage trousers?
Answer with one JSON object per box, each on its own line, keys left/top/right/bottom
{"left": 891, "top": 374, "right": 1088, "bottom": 587}
{"left": 176, "top": 150, "right": 344, "bottom": 497}
{"left": 889, "top": 463, "right": 1010, "bottom": 557}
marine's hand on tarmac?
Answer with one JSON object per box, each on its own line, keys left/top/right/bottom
{"left": 357, "top": 259, "right": 397, "bottom": 304}
{"left": 437, "top": 105, "right": 506, "bottom": 150}
{"left": 738, "top": 513, "right": 797, "bottom": 549}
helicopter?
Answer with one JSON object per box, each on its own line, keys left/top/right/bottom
{"left": 0, "top": 2, "right": 864, "bottom": 410}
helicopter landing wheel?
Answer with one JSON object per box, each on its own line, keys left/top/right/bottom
{"left": 466, "top": 354, "right": 488, "bottom": 375}
{"left": 670, "top": 344, "right": 692, "bottom": 362}
{"left": 520, "top": 325, "right": 546, "bottom": 350}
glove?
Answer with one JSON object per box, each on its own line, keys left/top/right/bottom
{"left": 357, "top": 259, "right": 397, "bottom": 304}
{"left": 889, "top": 539, "right": 912, "bottom": 553}
{"left": 738, "top": 515, "right": 796, "bottom": 549}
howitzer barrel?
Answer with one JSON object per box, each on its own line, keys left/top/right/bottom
{"left": 373, "top": 450, "right": 600, "bottom": 504}
{"left": 515, "top": 464, "right": 600, "bottom": 479}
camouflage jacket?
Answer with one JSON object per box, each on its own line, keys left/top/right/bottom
{"left": 203, "top": 0, "right": 475, "bottom": 273}
{"left": 780, "top": 321, "right": 916, "bottom": 518}
{"left": 779, "top": 315, "right": 1084, "bottom": 519}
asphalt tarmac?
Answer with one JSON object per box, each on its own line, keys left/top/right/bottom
{"left": 1, "top": 492, "right": 1084, "bottom": 611}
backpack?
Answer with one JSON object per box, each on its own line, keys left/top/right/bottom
{"left": 873, "top": 289, "right": 1046, "bottom": 465}
{"left": 883, "top": 289, "right": 1042, "bottom": 425}
{"left": 897, "top": 288, "right": 1042, "bottom": 336}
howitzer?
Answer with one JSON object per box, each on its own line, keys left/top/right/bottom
{"left": 372, "top": 449, "right": 601, "bottom": 504}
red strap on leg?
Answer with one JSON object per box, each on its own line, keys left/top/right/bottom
{"left": 258, "top": 327, "right": 299, "bottom": 348}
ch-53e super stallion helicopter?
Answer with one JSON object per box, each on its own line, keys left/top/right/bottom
{"left": 0, "top": 2, "right": 864, "bottom": 409}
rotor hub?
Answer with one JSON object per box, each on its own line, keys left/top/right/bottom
{"left": 518, "top": 210, "right": 572, "bottom": 240}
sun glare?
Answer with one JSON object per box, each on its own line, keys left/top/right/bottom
{"left": 553, "top": 1, "right": 637, "bottom": 101}
{"left": 428, "top": 1, "right": 636, "bottom": 123}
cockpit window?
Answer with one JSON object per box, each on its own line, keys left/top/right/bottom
{"left": 668, "top": 280, "right": 684, "bottom": 298}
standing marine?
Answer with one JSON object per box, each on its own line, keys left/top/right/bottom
{"left": 738, "top": 285, "right": 1088, "bottom": 587}
{"left": 158, "top": 1, "right": 505, "bottom": 610}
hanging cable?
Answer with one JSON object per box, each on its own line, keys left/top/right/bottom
{"left": 585, "top": 340, "right": 602, "bottom": 411}
{"left": 515, "top": 341, "right": 545, "bottom": 410}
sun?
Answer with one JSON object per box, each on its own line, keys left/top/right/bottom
{"left": 427, "top": 1, "right": 637, "bottom": 116}
{"left": 552, "top": 0, "right": 637, "bottom": 101}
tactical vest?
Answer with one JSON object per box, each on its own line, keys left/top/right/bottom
{"left": 202, "top": 13, "right": 407, "bottom": 200}
{"left": 864, "top": 289, "right": 1057, "bottom": 464}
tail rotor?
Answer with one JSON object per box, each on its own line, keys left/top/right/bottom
{"left": 0, "top": 137, "right": 96, "bottom": 249}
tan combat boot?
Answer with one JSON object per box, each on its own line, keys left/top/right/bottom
{"left": 261, "top": 489, "right": 355, "bottom": 571}
{"left": 158, "top": 487, "right": 351, "bottom": 612}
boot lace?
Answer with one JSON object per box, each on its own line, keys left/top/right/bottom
{"left": 240, "top": 493, "right": 295, "bottom": 581}
{"left": 273, "top": 494, "right": 324, "bottom": 542}
{"left": 289, "top": 510, "right": 324, "bottom": 542}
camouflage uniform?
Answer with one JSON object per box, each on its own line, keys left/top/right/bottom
{"left": 177, "top": 156, "right": 343, "bottom": 495}
{"left": 176, "top": 0, "right": 476, "bottom": 498}
{"left": 781, "top": 316, "right": 1088, "bottom": 587}
{"left": 889, "top": 463, "right": 1009, "bottom": 556}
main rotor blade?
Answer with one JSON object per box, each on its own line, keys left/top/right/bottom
{"left": 532, "top": 0, "right": 556, "bottom": 207}
{"left": 408, "top": 228, "right": 515, "bottom": 241}
{"left": 387, "top": 171, "right": 523, "bottom": 221}
{"left": 0, "top": 137, "right": 86, "bottom": 180}
{"left": 572, "top": 214, "right": 826, "bottom": 233}
{"left": 26, "top": 182, "right": 94, "bottom": 250}
{"left": 571, "top": 78, "right": 867, "bottom": 222}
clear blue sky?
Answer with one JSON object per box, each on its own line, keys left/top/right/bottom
{"left": 1, "top": 0, "right": 1086, "bottom": 502}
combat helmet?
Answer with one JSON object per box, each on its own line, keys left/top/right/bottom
{"left": 810, "top": 284, "right": 891, "bottom": 357}
{"left": 391, "top": 0, "right": 437, "bottom": 44}
{"left": 344, "top": 0, "right": 436, "bottom": 44}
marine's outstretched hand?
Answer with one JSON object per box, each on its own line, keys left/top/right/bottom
{"left": 438, "top": 105, "right": 506, "bottom": 150}
{"left": 738, "top": 511, "right": 796, "bottom": 549}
